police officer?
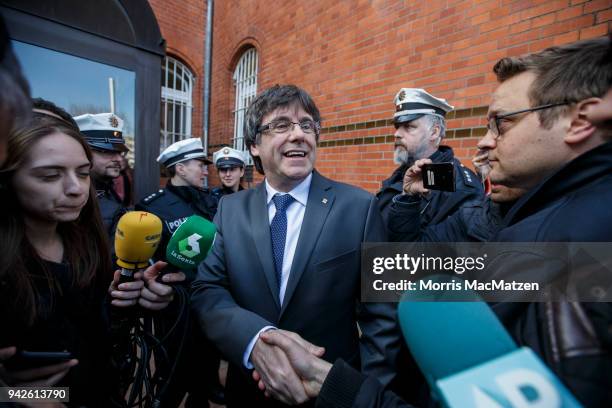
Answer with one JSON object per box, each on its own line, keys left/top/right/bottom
{"left": 137, "top": 138, "right": 217, "bottom": 258}
{"left": 377, "top": 88, "right": 483, "bottom": 230}
{"left": 136, "top": 138, "right": 222, "bottom": 407}
{"left": 75, "top": 112, "right": 128, "bottom": 239}
{"left": 211, "top": 146, "right": 245, "bottom": 198}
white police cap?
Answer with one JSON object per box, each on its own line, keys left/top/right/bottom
{"left": 157, "top": 138, "right": 211, "bottom": 167}
{"left": 393, "top": 88, "right": 454, "bottom": 125}
{"left": 213, "top": 147, "right": 246, "bottom": 169}
{"left": 74, "top": 112, "right": 128, "bottom": 153}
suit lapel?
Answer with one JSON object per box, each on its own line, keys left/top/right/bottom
{"left": 249, "top": 182, "right": 281, "bottom": 309}
{"left": 280, "top": 171, "right": 335, "bottom": 316}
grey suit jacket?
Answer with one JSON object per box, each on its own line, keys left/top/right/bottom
{"left": 191, "top": 171, "right": 400, "bottom": 395}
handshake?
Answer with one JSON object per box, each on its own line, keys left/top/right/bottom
{"left": 251, "top": 329, "right": 333, "bottom": 405}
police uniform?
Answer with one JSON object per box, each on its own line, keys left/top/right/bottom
{"left": 137, "top": 183, "right": 217, "bottom": 259}
{"left": 136, "top": 138, "right": 223, "bottom": 406}
{"left": 136, "top": 138, "right": 217, "bottom": 265}
{"left": 377, "top": 89, "right": 483, "bottom": 404}
{"left": 75, "top": 112, "right": 129, "bottom": 238}
{"left": 211, "top": 146, "right": 246, "bottom": 199}
{"left": 377, "top": 88, "right": 483, "bottom": 231}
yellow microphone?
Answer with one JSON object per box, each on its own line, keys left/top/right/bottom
{"left": 114, "top": 211, "right": 163, "bottom": 283}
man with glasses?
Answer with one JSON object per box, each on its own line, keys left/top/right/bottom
{"left": 476, "top": 36, "right": 612, "bottom": 406}
{"left": 207, "top": 37, "right": 612, "bottom": 408}
{"left": 75, "top": 112, "right": 129, "bottom": 238}
{"left": 377, "top": 88, "right": 483, "bottom": 235}
{"left": 191, "top": 84, "right": 399, "bottom": 406}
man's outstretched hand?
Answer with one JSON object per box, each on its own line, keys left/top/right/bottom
{"left": 253, "top": 330, "right": 330, "bottom": 401}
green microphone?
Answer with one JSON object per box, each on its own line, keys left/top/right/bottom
{"left": 163, "top": 215, "right": 216, "bottom": 275}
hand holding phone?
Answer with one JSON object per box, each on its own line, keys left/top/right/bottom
{"left": 403, "top": 158, "right": 438, "bottom": 196}
{"left": 422, "top": 162, "right": 456, "bottom": 192}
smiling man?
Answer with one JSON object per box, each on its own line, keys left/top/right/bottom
{"left": 191, "top": 84, "right": 399, "bottom": 407}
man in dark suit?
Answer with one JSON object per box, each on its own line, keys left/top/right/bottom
{"left": 191, "top": 84, "right": 399, "bottom": 406}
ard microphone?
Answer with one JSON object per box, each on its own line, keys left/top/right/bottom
{"left": 114, "top": 211, "right": 163, "bottom": 283}
{"left": 398, "top": 275, "right": 582, "bottom": 408}
{"left": 164, "top": 215, "right": 216, "bottom": 272}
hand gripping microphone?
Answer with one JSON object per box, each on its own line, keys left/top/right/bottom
{"left": 114, "top": 211, "right": 163, "bottom": 283}
{"left": 398, "top": 275, "right": 582, "bottom": 408}
{"left": 164, "top": 215, "right": 216, "bottom": 272}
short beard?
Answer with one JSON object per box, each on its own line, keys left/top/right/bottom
{"left": 394, "top": 147, "right": 419, "bottom": 167}
{"left": 393, "top": 148, "right": 410, "bottom": 165}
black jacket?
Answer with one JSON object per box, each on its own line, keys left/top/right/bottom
{"left": 211, "top": 184, "right": 244, "bottom": 200}
{"left": 317, "top": 359, "right": 414, "bottom": 408}
{"left": 94, "top": 178, "right": 127, "bottom": 241}
{"left": 136, "top": 181, "right": 217, "bottom": 270}
{"left": 387, "top": 194, "right": 513, "bottom": 243}
{"left": 377, "top": 146, "right": 483, "bottom": 236}
{"left": 0, "top": 260, "right": 118, "bottom": 407}
{"left": 319, "top": 144, "right": 612, "bottom": 408}
{"left": 491, "top": 141, "right": 612, "bottom": 407}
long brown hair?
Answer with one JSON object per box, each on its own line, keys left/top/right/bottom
{"left": 0, "top": 118, "right": 112, "bottom": 325}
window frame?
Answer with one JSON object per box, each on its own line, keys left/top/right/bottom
{"left": 161, "top": 56, "right": 195, "bottom": 151}
{"left": 232, "top": 47, "right": 258, "bottom": 163}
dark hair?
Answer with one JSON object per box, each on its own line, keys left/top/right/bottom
{"left": 165, "top": 164, "right": 177, "bottom": 177}
{"left": 493, "top": 36, "right": 612, "bottom": 128}
{"left": 32, "top": 97, "right": 79, "bottom": 130}
{"left": 0, "top": 118, "right": 111, "bottom": 325}
{"left": 244, "top": 84, "right": 321, "bottom": 174}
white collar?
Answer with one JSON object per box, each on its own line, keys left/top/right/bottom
{"left": 265, "top": 172, "right": 312, "bottom": 207}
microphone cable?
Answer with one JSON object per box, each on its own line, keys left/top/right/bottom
{"left": 111, "top": 280, "right": 191, "bottom": 408}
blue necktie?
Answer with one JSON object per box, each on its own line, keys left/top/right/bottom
{"left": 270, "top": 194, "right": 295, "bottom": 291}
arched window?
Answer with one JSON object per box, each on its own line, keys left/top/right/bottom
{"left": 232, "top": 47, "right": 258, "bottom": 160}
{"left": 161, "top": 56, "right": 194, "bottom": 150}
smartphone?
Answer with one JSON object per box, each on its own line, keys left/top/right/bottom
{"left": 422, "top": 162, "right": 456, "bottom": 192}
{"left": 3, "top": 350, "right": 74, "bottom": 371}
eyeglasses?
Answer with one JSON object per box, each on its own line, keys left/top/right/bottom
{"left": 487, "top": 102, "right": 569, "bottom": 137}
{"left": 258, "top": 119, "right": 320, "bottom": 135}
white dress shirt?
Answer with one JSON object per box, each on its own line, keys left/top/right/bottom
{"left": 242, "top": 173, "right": 312, "bottom": 368}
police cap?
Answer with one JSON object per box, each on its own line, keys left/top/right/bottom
{"left": 393, "top": 88, "right": 454, "bottom": 125}
{"left": 75, "top": 112, "right": 128, "bottom": 153}
{"left": 157, "top": 138, "right": 212, "bottom": 167}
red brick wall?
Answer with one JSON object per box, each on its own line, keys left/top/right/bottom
{"left": 149, "top": 0, "right": 206, "bottom": 142}
{"left": 152, "top": 0, "right": 611, "bottom": 192}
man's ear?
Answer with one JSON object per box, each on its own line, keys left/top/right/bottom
{"left": 250, "top": 144, "right": 260, "bottom": 158}
{"left": 565, "top": 98, "right": 599, "bottom": 145}
{"left": 430, "top": 124, "right": 441, "bottom": 142}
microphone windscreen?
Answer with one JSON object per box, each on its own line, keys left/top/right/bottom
{"left": 114, "top": 211, "right": 163, "bottom": 269}
{"left": 165, "top": 215, "right": 216, "bottom": 271}
{"left": 398, "top": 275, "right": 517, "bottom": 385}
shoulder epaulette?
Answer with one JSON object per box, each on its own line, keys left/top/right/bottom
{"left": 141, "top": 189, "right": 165, "bottom": 204}
{"left": 458, "top": 162, "right": 477, "bottom": 187}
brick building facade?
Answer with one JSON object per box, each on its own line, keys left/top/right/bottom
{"left": 150, "top": 0, "right": 611, "bottom": 192}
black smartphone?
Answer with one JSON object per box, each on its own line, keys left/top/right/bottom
{"left": 422, "top": 162, "right": 456, "bottom": 192}
{"left": 3, "top": 350, "right": 74, "bottom": 371}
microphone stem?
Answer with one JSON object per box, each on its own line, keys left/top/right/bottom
{"left": 118, "top": 267, "right": 134, "bottom": 284}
